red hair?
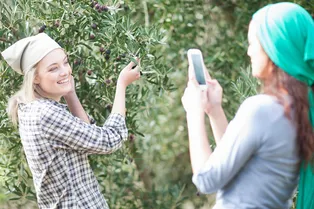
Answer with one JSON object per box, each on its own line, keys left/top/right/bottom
{"left": 262, "top": 66, "right": 314, "bottom": 163}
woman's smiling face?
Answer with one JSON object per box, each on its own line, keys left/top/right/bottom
{"left": 34, "top": 48, "right": 72, "bottom": 101}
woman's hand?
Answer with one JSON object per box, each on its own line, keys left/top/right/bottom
{"left": 117, "top": 58, "right": 141, "bottom": 88}
{"left": 182, "top": 77, "right": 207, "bottom": 115}
{"left": 203, "top": 79, "right": 223, "bottom": 116}
{"left": 63, "top": 75, "right": 76, "bottom": 99}
{"left": 184, "top": 65, "right": 223, "bottom": 116}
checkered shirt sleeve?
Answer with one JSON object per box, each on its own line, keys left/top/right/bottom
{"left": 40, "top": 103, "right": 128, "bottom": 154}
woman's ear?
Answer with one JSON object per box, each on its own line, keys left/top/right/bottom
{"left": 266, "top": 60, "right": 276, "bottom": 76}
{"left": 33, "top": 74, "right": 40, "bottom": 84}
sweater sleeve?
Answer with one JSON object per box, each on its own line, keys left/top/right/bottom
{"left": 40, "top": 104, "right": 128, "bottom": 154}
{"left": 192, "top": 96, "right": 271, "bottom": 194}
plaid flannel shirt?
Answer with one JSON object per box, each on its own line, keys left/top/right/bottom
{"left": 18, "top": 98, "right": 128, "bottom": 209}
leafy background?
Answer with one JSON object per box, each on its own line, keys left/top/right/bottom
{"left": 0, "top": 0, "right": 313, "bottom": 208}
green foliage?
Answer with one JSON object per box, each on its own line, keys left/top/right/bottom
{"left": 0, "top": 0, "right": 313, "bottom": 208}
{"left": 231, "top": 66, "right": 259, "bottom": 103}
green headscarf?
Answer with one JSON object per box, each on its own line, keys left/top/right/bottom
{"left": 252, "top": 2, "right": 314, "bottom": 209}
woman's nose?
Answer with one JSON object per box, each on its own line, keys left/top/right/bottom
{"left": 59, "top": 67, "right": 69, "bottom": 77}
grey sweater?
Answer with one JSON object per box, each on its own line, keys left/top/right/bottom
{"left": 193, "top": 94, "right": 300, "bottom": 209}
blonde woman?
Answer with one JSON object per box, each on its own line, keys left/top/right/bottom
{"left": 2, "top": 33, "right": 140, "bottom": 209}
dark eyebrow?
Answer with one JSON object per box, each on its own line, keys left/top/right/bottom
{"left": 47, "top": 55, "right": 68, "bottom": 68}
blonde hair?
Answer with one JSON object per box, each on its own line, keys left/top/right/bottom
{"left": 7, "top": 67, "right": 38, "bottom": 126}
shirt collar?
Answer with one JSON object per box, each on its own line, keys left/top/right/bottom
{"left": 41, "top": 98, "right": 68, "bottom": 110}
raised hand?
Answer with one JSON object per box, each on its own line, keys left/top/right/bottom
{"left": 184, "top": 64, "right": 223, "bottom": 116}
{"left": 203, "top": 79, "right": 223, "bottom": 116}
{"left": 117, "top": 58, "right": 141, "bottom": 88}
{"left": 63, "top": 75, "right": 76, "bottom": 98}
{"left": 182, "top": 77, "right": 206, "bottom": 115}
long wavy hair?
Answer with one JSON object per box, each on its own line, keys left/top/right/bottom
{"left": 261, "top": 65, "right": 314, "bottom": 163}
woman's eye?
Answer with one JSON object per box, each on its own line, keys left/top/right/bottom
{"left": 64, "top": 60, "right": 69, "bottom": 65}
{"left": 49, "top": 67, "right": 58, "bottom": 72}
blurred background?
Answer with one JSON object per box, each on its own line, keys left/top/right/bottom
{"left": 0, "top": 0, "right": 313, "bottom": 208}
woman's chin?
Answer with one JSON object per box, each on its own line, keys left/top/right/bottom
{"left": 251, "top": 67, "right": 262, "bottom": 78}
{"left": 251, "top": 70, "right": 258, "bottom": 78}
{"left": 61, "top": 89, "right": 73, "bottom": 97}
{"left": 61, "top": 85, "right": 72, "bottom": 94}
{"left": 252, "top": 73, "right": 259, "bottom": 78}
